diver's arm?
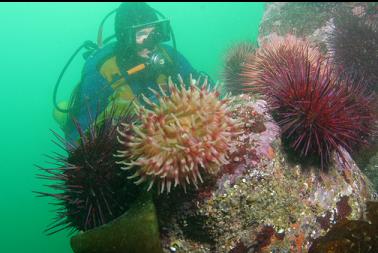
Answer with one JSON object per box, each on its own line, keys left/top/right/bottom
{"left": 64, "top": 67, "right": 112, "bottom": 143}
{"left": 162, "top": 44, "right": 215, "bottom": 87}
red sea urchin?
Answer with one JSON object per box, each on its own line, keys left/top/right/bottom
{"left": 242, "top": 34, "right": 323, "bottom": 94}
{"left": 222, "top": 41, "right": 256, "bottom": 95}
{"left": 34, "top": 105, "right": 140, "bottom": 235}
{"left": 116, "top": 75, "right": 241, "bottom": 193}
{"left": 242, "top": 36, "right": 375, "bottom": 168}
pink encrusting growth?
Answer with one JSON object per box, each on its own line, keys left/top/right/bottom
{"left": 242, "top": 35, "right": 376, "bottom": 169}
{"left": 116, "top": 75, "right": 241, "bottom": 193}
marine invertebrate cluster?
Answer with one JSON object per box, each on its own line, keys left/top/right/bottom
{"left": 145, "top": 94, "right": 375, "bottom": 253}
{"left": 242, "top": 35, "right": 375, "bottom": 168}
{"left": 222, "top": 41, "right": 256, "bottom": 95}
{"left": 116, "top": 75, "right": 241, "bottom": 193}
{"left": 35, "top": 106, "right": 140, "bottom": 234}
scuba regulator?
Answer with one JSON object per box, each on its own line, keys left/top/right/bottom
{"left": 53, "top": 6, "right": 177, "bottom": 114}
{"left": 123, "top": 18, "right": 173, "bottom": 76}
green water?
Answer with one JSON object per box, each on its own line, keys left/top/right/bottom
{"left": 0, "top": 2, "right": 264, "bottom": 252}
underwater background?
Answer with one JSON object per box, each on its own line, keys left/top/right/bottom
{"left": 0, "top": 2, "right": 265, "bottom": 252}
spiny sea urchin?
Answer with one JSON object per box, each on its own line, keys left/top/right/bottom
{"left": 242, "top": 36, "right": 375, "bottom": 168}
{"left": 35, "top": 105, "right": 140, "bottom": 235}
{"left": 222, "top": 41, "right": 256, "bottom": 95}
{"left": 242, "top": 34, "right": 323, "bottom": 94}
{"left": 326, "top": 10, "right": 378, "bottom": 171}
{"left": 326, "top": 11, "right": 378, "bottom": 92}
{"left": 116, "top": 74, "right": 241, "bottom": 193}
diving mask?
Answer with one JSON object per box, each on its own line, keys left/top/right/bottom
{"left": 126, "top": 19, "right": 171, "bottom": 48}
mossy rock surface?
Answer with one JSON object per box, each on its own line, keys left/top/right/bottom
{"left": 156, "top": 95, "right": 375, "bottom": 253}
{"left": 71, "top": 192, "right": 163, "bottom": 253}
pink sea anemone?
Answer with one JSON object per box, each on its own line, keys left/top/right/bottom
{"left": 116, "top": 75, "right": 241, "bottom": 193}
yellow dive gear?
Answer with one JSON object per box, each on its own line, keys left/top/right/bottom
{"left": 53, "top": 100, "right": 69, "bottom": 129}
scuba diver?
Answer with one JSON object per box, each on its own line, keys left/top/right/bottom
{"left": 53, "top": 2, "right": 211, "bottom": 143}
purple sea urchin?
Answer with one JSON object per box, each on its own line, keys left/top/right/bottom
{"left": 327, "top": 11, "right": 378, "bottom": 92}
{"left": 116, "top": 75, "right": 241, "bottom": 193}
{"left": 35, "top": 105, "right": 140, "bottom": 235}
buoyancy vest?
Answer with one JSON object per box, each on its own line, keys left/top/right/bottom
{"left": 64, "top": 42, "right": 198, "bottom": 143}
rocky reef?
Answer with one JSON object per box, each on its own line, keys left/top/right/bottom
{"left": 155, "top": 94, "right": 375, "bottom": 253}
{"left": 67, "top": 93, "right": 376, "bottom": 253}
{"left": 258, "top": 2, "right": 378, "bottom": 53}
{"left": 258, "top": 1, "right": 378, "bottom": 196}
{"left": 39, "top": 4, "right": 378, "bottom": 252}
